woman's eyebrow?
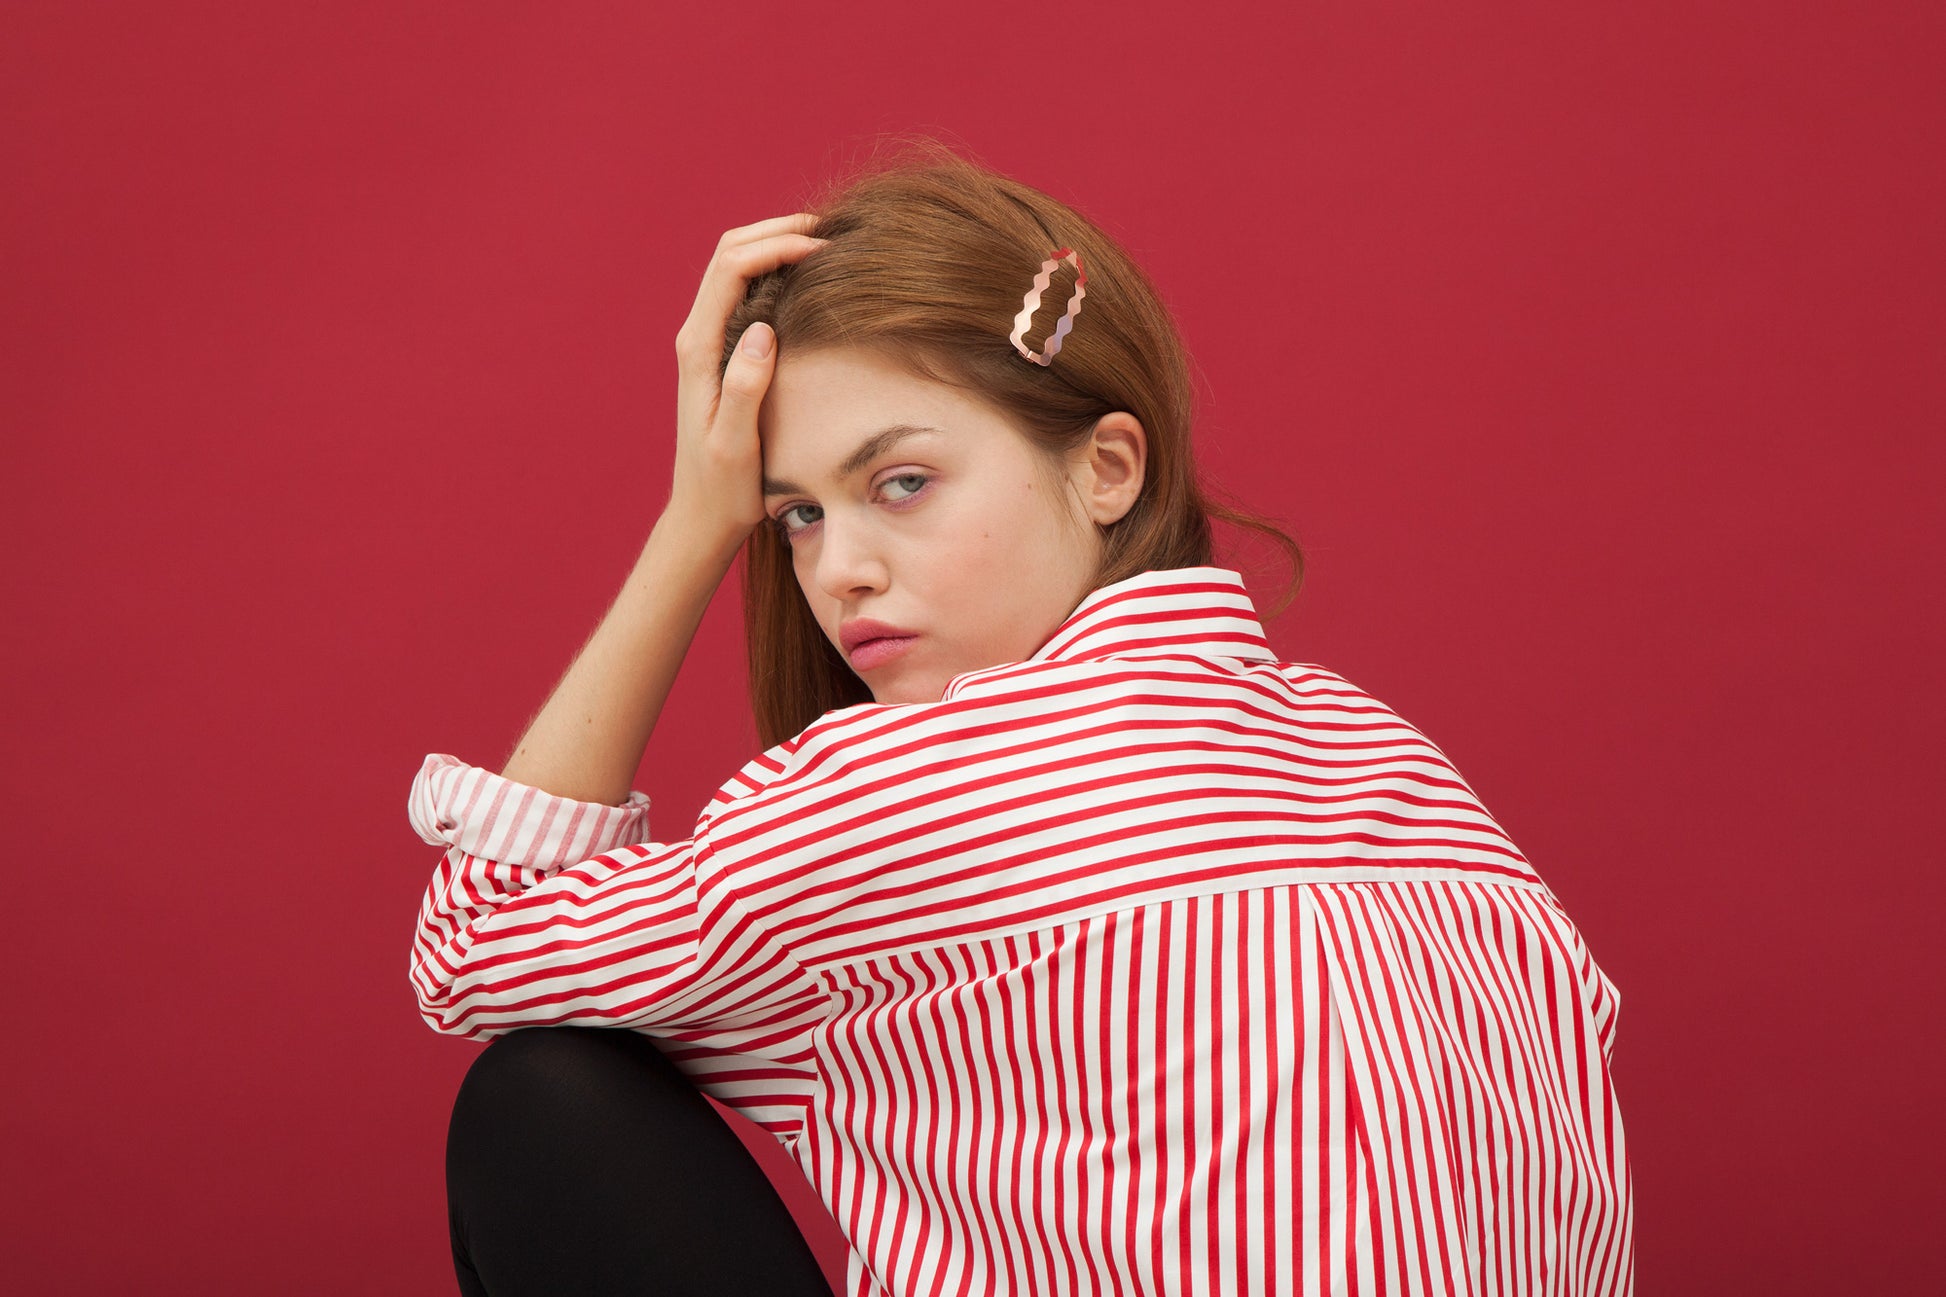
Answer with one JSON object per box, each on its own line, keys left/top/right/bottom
{"left": 762, "top": 424, "right": 943, "bottom": 498}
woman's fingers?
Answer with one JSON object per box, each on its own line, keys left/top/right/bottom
{"left": 674, "top": 233, "right": 823, "bottom": 371}
{"left": 665, "top": 315, "right": 776, "bottom": 539}
{"left": 672, "top": 239, "right": 825, "bottom": 448}
{"left": 664, "top": 214, "right": 827, "bottom": 541}
{"left": 674, "top": 231, "right": 827, "bottom": 447}
{"left": 711, "top": 318, "right": 776, "bottom": 460}
{"left": 674, "top": 213, "right": 822, "bottom": 364}
{"left": 717, "top": 210, "right": 822, "bottom": 255}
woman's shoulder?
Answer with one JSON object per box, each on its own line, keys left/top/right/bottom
{"left": 700, "top": 698, "right": 911, "bottom": 817}
{"left": 699, "top": 646, "right": 1427, "bottom": 815}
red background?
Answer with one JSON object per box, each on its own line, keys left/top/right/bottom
{"left": 4, "top": 3, "right": 1940, "bottom": 1292}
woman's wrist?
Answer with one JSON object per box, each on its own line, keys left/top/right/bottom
{"left": 655, "top": 494, "right": 757, "bottom": 570}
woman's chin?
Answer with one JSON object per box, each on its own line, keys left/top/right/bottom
{"left": 868, "top": 674, "right": 947, "bottom": 706}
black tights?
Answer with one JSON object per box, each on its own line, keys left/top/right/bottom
{"left": 445, "top": 1026, "right": 835, "bottom": 1296}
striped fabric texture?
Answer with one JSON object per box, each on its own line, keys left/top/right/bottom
{"left": 408, "top": 566, "right": 1633, "bottom": 1296}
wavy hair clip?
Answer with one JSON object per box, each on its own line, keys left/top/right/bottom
{"left": 1009, "top": 248, "right": 1087, "bottom": 367}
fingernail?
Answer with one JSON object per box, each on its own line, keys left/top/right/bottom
{"left": 741, "top": 322, "right": 773, "bottom": 358}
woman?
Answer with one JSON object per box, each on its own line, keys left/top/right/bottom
{"left": 412, "top": 141, "right": 1634, "bottom": 1296}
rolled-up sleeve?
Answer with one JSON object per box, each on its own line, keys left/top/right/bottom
{"left": 408, "top": 752, "right": 653, "bottom": 872}
{"left": 404, "top": 755, "right": 832, "bottom": 1138}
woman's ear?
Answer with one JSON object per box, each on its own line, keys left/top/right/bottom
{"left": 1067, "top": 412, "right": 1148, "bottom": 526}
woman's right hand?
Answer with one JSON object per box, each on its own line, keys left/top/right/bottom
{"left": 667, "top": 212, "right": 826, "bottom": 549}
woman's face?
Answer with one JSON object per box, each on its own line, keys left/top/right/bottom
{"left": 757, "top": 345, "right": 1125, "bottom": 705}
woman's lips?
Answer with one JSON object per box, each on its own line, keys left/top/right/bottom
{"left": 848, "top": 635, "right": 917, "bottom": 671}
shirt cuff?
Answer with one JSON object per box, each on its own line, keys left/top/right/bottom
{"left": 407, "top": 753, "right": 653, "bottom": 875}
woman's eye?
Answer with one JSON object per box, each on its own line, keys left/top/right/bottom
{"left": 776, "top": 503, "right": 822, "bottom": 536}
{"left": 775, "top": 475, "right": 927, "bottom": 540}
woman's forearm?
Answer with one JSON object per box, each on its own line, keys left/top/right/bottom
{"left": 496, "top": 215, "right": 820, "bottom": 808}
{"left": 499, "top": 505, "right": 749, "bottom": 807}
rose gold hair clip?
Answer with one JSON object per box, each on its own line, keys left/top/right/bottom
{"left": 1009, "top": 248, "right": 1087, "bottom": 366}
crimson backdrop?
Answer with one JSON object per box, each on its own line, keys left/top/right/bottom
{"left": 4, "top": 3, "right": 1941, "bottom": 1293}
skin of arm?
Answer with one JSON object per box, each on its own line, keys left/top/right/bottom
{"left": 497, "top": 503, "right": 748, "bottom": 807}
{"left": 493, "top": 213, "right": 823, "bottom": 808}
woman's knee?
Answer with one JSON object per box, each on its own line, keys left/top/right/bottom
{"left": 441, "top": 1027, "right": 830, "bottom": 1295}
{"left": 457, "top": 1026, "right": 634, "bottom": 1101}
{"left": 450, "top": 1026, "right": 683, "bottom": 1137}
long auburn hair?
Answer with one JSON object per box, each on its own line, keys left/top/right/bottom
{"left": 721, "top": 137, "right": 1304, "bottom": 748}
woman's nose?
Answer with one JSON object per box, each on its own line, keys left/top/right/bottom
{"left": 814, "top": 516, "right": 889, "bottom": 599}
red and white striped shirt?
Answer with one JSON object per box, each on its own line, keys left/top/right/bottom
{"left": 409, "top": 565, "right": 1633, "bottom": 1296}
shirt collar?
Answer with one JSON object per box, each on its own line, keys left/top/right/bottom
{"left": 1034, "top": 564, "right": 1276, "bottom": 664}
{"left": 942, "top": 565, "right": 1275, "bottom": 700}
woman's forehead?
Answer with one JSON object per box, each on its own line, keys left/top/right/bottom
{"left": 765, "top": 345, "right": 956, "bottom": 420}
{"left": 761, "top": 349, "right": 1011, "bottom": 467}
